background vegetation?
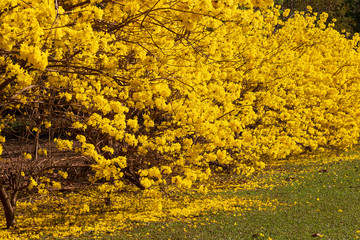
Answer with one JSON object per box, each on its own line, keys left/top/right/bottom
{"left": 275, "top": 0, "right": 360, "bottom": 35}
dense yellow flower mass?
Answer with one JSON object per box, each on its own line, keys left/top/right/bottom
{"left": 1, "top": 0, "right": 360, "bottom": 234}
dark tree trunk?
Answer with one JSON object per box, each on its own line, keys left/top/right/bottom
{"left": 0, "top": 184, "right": 16, "bottom": 228}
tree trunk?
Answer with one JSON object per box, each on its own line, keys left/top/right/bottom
{"left": 0, "top": 183, "right": 15, "bottom": 228}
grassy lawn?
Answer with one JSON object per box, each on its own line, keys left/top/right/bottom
{"left": 2, "top": 151, "right": 360, "bottom": 239}
{"left": 99, "top": 155, "right": 360, "bottom": 240}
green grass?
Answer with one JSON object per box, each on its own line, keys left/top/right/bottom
{"left": 84, "top": 157, "right": 360, "bottom": 240}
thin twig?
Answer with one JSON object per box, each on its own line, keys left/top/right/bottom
{"left": 44, "top": 0, "right": 60, "bottom": 41}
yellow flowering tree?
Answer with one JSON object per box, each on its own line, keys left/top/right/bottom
{"left": 1, "top": 0, "right": 360, "bottom": 229}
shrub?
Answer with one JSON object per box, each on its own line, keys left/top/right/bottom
{"left": 1, "top": 0, "right": 360, "bottom": 229}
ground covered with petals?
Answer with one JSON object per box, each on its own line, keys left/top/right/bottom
{"left": 1, "top": 149, "right": 360, "bottom": 239}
